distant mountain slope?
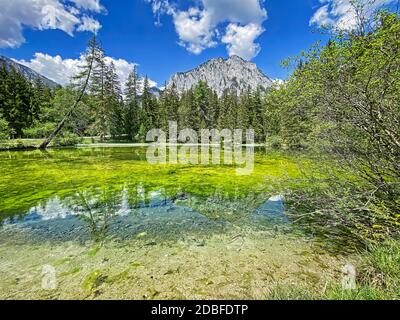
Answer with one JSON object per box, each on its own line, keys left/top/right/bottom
{"left": 167, "top": 55, "right": 273, "bottom": 97}
{"left": 0, "top": 55, "right": 59, "bottom": 88}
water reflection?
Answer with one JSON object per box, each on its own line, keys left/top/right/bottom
{"left": 252, "top": 195, "right": 288, "bottom": 224}
{"left": 3, "top": 184, "right": 288, "bottom": 242}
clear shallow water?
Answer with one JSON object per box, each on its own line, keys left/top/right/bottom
{"left": 4, "top": 187, "right": 286, "bottom": 226}
{"left": 2, "top": 189, "right": 287, "bottom": 244}
{"left": 0, "top": 147, "right": 351, "bottom": 299}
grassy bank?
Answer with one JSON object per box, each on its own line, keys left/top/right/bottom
{"left": 268, "top": 241, "right": 400, "bottom": 300}
{"left": 0, "top": 136, "right": 112, "bottom": 151}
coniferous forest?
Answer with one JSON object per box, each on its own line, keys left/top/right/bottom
{"left": 0, "top": 55, "right": 268, "bottom": 144}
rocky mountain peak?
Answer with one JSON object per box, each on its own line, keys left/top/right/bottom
{"left": 167, "top": 55, "right": 272, "bottom": 97}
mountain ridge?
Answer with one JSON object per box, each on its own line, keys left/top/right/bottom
{"left": 0, "top": 55, "right": 59, "bottom": 88}
{"left": 166, "top": 55, "right": 273, "bottom": 97}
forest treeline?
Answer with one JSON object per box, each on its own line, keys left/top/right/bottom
{"left": 0, "top": 52, "right": 268, "bottom": 143}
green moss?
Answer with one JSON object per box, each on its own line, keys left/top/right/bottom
{"left": 130, "top": 262, "right": 144, "bottom": 268}
{"left": 81, "top": 270, "right": 107, "bottom": 291}
{"left": 145, "top": 287, "right": 160, "bottom": 300}
{"left": 105, "top": 269, "right": 131, "bottom": 284}
{"left": 87, "top": 246, "right": 101, "bottom": 257}
{"left": 136, "top": 232, "right": 148, "bottom": 239}
{"left": 60, "top": 267, "right": 82, "bottom": 277}
{"left": 267, "top": 284, "right": 393, "bottom": 300}
{"left": 53, "top": 258, "right": 71, "bottom": 266}
{"left": 0, "top": 147, "right": 347, "bottom": 223}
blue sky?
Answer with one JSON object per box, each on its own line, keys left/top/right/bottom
{"left": 0, "top": 0, "right": 395, "bottom": 87}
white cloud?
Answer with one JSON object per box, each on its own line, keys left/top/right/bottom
{"left": 173, "top": 8, "right": 217, "bottom": 54}
{"left": 16, "top": 53, "right": 83, "bottom": 85}
{"left": 16, "top": 53, "right": 157, "bottom": 90}
{"left": 310, "top": 0, "right": 396, "bottom": 30}
{"left": 70, "top": 0, "right": 105, "bottom": 13}
{"left": 222, "top": 23, "right": 264, "bottom": 60}
{"left": 146, "top": 0, "right": 267, "bottom": 60}
{"left": 201, "top": 0, "right": 267, "bottom": 25}
{"left": 77, "top": 15, "right": 102, "bottom": 33}
{"left": 310, "top": 5, "right": 335, "bottom": 27}
{"left": 0, "top": 0, "right": 104, "bottom": 48}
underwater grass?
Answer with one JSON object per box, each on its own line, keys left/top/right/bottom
{"left": 0, "top": 147, "right": 345, "bottom": 222}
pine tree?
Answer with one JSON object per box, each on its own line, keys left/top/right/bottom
{"left": 218, "top": 89, "right": 238, "bottom": 130}
{"left": 141, "top": 76, "right": 158, "bottom": 134}
{"left": 210, "top": 91, "right": 220, "bottom": 127}
{"left": 5, "top": 66, "right": 33, "bottom": 137}
{"left": 237, "top": 90, "right": 251, "bottom": 131}
{"left": 124, "top": 67, "right": 140, "bottom": 140}
{"left": 31, "top": 78, "right": 46, "bottom": 123}
{"left": 157, "top": 84, "right": 169, "bottom": 132}
{"left": 40, "top": 35, "right": 99, "bottom": 148}
{"left": 89, "top": 42, "right": 108, "bottom": 140}
{"left": 0, "top": 65, "right": 9, "bottom": 140}
{"left": 251, "top": 88, "right": 267, "bottom": 142}
{"left": 193, "top": 81, "right": 212, "bottom": 130}
{"left": 0, "top": 114, "right": 8, "bottom": 140}
{"left": 166, "top": 83, "right": 180, "bottom": 123}
{"left": 106, "top": 62, "right": 124, "bottom": 138}
{"left": 0, "top": 65, "right": 7, "bottom": 116}
{"left": 158, "top": 83, "right": 180, "bottom": 131}
{"left": 178, "top": 89, "right": 195, "bottom": 129}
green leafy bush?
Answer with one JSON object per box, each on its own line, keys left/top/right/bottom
{"left": 268, "top": 135, "right": 284, "bottom": 149}
{"left": 0, "top": 116, "right": 9, "bottom": 141}
{"left": 23, "top": 122, "right": 56, "bottom": 138}
{"left": 54, "top": 133, "right": 82, "bottom": 147}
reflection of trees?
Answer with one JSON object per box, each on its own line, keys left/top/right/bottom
{"left": 173, "top": 188, "right": 267, "bottom": 223}
{"left": 68, "top": 188, "right": 122, "bottom": 242}
{"left": 126, "top": 183, "right": 144, "bottom": 209}
{"left": 65, "top": 184, "right": 169, "bottom": 241}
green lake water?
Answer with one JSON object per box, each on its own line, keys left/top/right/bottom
{"left": 0, "top": 147, "right": 353, "bottom": 299}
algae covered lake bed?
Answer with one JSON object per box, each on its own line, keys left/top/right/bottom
{"left": 0, "top": 147, "right": 354, "bottom": 299}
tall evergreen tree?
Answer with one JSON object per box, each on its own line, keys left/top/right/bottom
{"left": 89, "top": 42, "right": 109, "bottom": 139}
{"left": 218, "top": 90, "right": 238, "bottom": 130}
{"left": 0, "top": 114, "right": 8, "bottom": 140}
{"left": 124, "top": 67, "right": 140, "bottom": 140}
{"left": 106, "top": 62, "right": 124, "bottom": 138}
{"left": 141, "top": 76, "right": 158, "bottom": 134}
{"left": 237, "top": 90, "right": 252, "bottom": 131}
{"left": 193, "top": 81, "right": 212, "bottom": 130}
{"left": 251, "top": 88, "right": 267, "bottom": 142}
{"left": 178, "top": 89, "right": 195, "bottom": 129}
{"left": 0, "top": 65, "right": 8, "bottom": 118}
{"left": 5, "top": 66, "right": 33, "bottom": 137}
{"left": 158, "top": 83, "right": 180, "bottom": 131}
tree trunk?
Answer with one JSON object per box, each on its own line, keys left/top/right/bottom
{"left": 38, "top": 42, "right": 95, "bottom": 150}
{"left": 38, "top": 107, "right": 77, "bottom": 149}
